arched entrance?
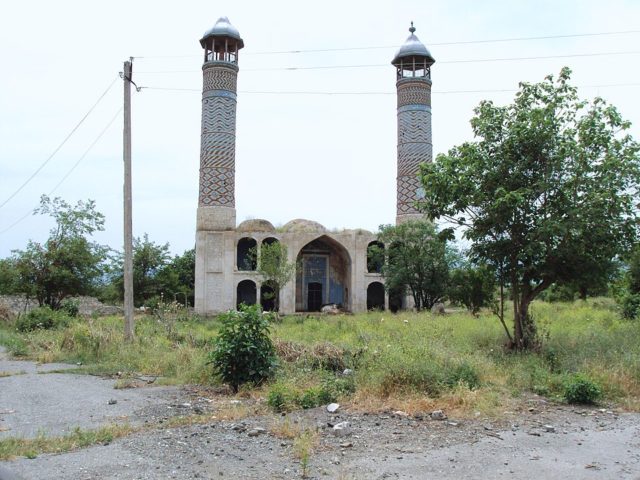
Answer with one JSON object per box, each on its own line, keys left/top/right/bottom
{"left": 367, "top": 282, "right": 385, "bottom": 310}
{"left": 236, "top": 279, "right": 257, "bottom": 308}
{"left": 295, "top": 236, "right": 351, "bottom": 312}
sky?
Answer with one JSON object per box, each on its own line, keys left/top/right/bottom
{"left": 1, "top": 0, "right": 639, "bottom": 258}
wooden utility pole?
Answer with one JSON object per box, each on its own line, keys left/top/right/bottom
{"left": 123, "top": 59, "right": 134, "bottom": 340}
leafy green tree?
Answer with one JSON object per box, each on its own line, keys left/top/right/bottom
{"left": 9, "top": 195, "right": 107, "bottom": 309}
{"left": 421, "top": 68, "right": 640, "bottom": 348}
{"left": 375, "top": 220, "right": 451, "bottom": 311}
{"left": 155, "top": 248, "right": 195, "bottom": 307}
{"left": 253, "top": 241, "right": 296, "bottom": 312}
{"left": 448, "top": 264, "right": 495, "bottom": 315}
{"left": 110, "top": 234, "right": 171, "bottom": 306}
{"left": 0, "top": 258, "right": 19, "bottom": 294}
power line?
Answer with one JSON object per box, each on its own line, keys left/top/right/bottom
{"left": 134, "top": 28, "right": 640, "bottom": 58}
{"left": 0, "top": 77, "right": 119, "bottom": 211}
{"left": 0, "top": 107, "right": 122, "bottom": 235}
{"left": 133, "top": 49, "right": 640, "bottom": 74}
{"left": 140, "top": 82, "right": 640, "bottom": 96}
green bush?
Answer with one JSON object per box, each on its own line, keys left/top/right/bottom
{"left": 299, "top": 387, "right": 323, "bottom": 409}
{"left": 620, "top": 293, "right": 640, "bottom": 320}
{"left": 60, "top": 299, "right": 80, "bottom": 317}
{"left": 444, "top": 361, "right": 480, "bottom": 389}
{"left": 267, "top": 383, "right": 296, "bottom": 412}
{"left": 209, "top": 304, "right": 278, "bottom": 392}
{"left": 15, "top": 307, "right": 71, "bottom": 333}
{"left": 564, "top": 374, "right": 602, "bottom": 404}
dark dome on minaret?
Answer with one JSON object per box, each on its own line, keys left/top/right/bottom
{"left": 200, "top": 17, "right": 244, "bottom": 48}
{"left": 392, "top": 23, "right": 435, "bottom": 67}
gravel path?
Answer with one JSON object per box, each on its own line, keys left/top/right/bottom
{"left": 0, "top": 346, "right": 187, "bottom": 440}
{"left": 1, "top": 346, "right": 640, "bottom": 479}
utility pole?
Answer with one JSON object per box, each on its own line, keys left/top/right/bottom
{"left": 123, "top": 59, "right": 134, "bottom": 340}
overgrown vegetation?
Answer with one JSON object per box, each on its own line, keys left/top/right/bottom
{"left": 208, "top": 304, "right": 278, "bottom": 392}
{"left": 0, "top": 424, "right": 134, "bottom": 461}
{"left": 1, "top": 300, "right": 639, "bottom": 414}
{"left": 421, "top": 68, "right": 640, "bottom": 349}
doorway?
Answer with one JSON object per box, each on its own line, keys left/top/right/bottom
{"left": 307, "top": 282, "right": 323, "bottom": 311}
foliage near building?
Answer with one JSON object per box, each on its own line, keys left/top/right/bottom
{"left": 375, "top": 220, "right": 451, "bottom": 311}
{"left": 421, "top": 68, "right": 640, "bottom": 349}
{"left": 5, "top": 196, "right": 107, "bottom": 309}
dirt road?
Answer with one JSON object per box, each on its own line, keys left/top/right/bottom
{"left": 1, "top": 347, "right": 639, "bottom": 479}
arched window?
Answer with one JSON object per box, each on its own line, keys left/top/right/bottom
{"left": 367, "top": 241, "right": 385, "bottom": 273}
{"left": 237, "top": 237, "right": 257, "bottom": 271}
{"left": 367, "top": 282, "right": 385, "bottom": 310}
{"left": 236, "top": 280, "right": 257, "bottom": 308}
{"left": 262, "top": 237, "right": 279, "bottom": 247}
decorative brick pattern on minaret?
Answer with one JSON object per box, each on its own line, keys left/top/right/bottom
{"left": 199, "top": 63, "right": 239, "bottom": 207}
{"left": 392, "top": 23, "right": 435, "bottom": 225}
{"left": 396, "top": 77, "right": 432, "bottom": 217}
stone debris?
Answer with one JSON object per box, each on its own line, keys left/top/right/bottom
{"left": 332, "top": 421, "right": 351, "bottom": 437}
{"left": 327, "top": 403, "right": 340, "bottom": 413}
{"left": 431, "top": 302, "right": 446, "bottom": 315}
{"left": 431, "top": 410, "right": 447, "bottom": 420}
{"left": 247, "top": 427, "right": 266, "bottom": 437}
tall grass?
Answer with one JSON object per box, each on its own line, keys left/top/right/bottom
{"left": 1, "top": 298, "right": 639, "bottom": 412}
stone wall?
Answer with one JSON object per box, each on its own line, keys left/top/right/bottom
{"left": 0, "top": 295, "right": 122, "bottom": 317}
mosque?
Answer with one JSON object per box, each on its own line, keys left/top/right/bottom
{"left": 194, "top": 17, "right": 435, "bottom": 314}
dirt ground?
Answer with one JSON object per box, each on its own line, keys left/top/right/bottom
{"left": 1, "top": 347, "right": 639, "bottom": 480}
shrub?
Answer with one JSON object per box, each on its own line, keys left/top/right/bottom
{"left": 209, "top": 304, "right": 278, "bottom": 392}
{"left": 15, "top": 306, "right": 71, "bottom": 333}
{"left": 60, "top": 299, "right": 80, "bottom": 317}
{"left": 444, "top": 361, "right": 480, "bottom": 390}
{"left": 267, "top": 383, "right": 297, "bottom": 412}
{"left": 564, "top": 374, "right": 602, "bottom": 404}
{"left": 620, "top": 293, "right": 640, "bottom": 320}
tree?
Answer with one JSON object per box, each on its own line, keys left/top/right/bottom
{"left": 253, "top": 241, "right": 296, "bottom": 312}
{"left": 156, "top": 248, "right": 195, "bottom": 307}
{"left": 9, "top": 195, "right": 107, "bottom": 309}
{"left": 0, "top": 258, "right": 19, "bottom": 294}
{"left": 375, "top": 220, "right": 451, "bottom": 311}
{"left": 448, "top": 263, "right": 495, "bottom": 315}
{"left": 420, "top": 68, "right": 640, "bottom": 348}
{"left": 110, "top": 234, "right": 171, "bottom": 306}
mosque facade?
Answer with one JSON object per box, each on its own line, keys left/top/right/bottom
{"left": 194, "top": 18, "right": 435, "bottom": 314}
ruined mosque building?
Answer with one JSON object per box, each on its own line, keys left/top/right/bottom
{"left": 194, "top": 17, "right": 435, "bottom": 315}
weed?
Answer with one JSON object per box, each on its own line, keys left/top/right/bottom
{"left": 0, "top": 424, "right": 133, "bottom": 461}
{"left": 564, "top": 374, "right": 602, "bottom": 404}
{"left": 15, "top": 307, "right": 72, "bottom": 333}
{"left": 293, "top": 427, "right": 319, "bottom": 478}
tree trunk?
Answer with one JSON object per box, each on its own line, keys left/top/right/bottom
{"left": 513, "top": 298, "right": 537, "bottom": 349}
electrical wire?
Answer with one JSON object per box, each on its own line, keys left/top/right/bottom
{"left": 0, "top": 107, "right": 122, "bottom": 235}
{"left": 0, "top": 77, "right": 119, "bottom": 211}
{"left": 134, "top": 28, "right": 640, "bottom": 58}
{"left": 133, "top": 49, "right": 640, "bottom": 74}
{"left": 139, "top": 83, "right": 640, "bottom": 96}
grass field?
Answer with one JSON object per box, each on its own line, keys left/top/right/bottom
{"left": 1, "top": 298, "right": 638, "bottom": 415}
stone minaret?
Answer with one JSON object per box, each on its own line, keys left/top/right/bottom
{"left": 196, "top": 17, "right": 244, "bottom": 229}
{"left": 195, "top": 17, "right": 244, "bottom": 313}
{"left": 392, "top": 23, "right": 435, "bottom": 225}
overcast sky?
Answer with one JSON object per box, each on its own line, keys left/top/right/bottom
{"left": 1, "top": 0, "right": 639, "bottom": 258}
